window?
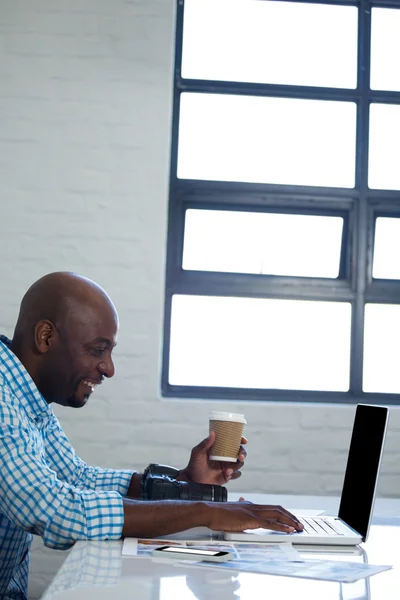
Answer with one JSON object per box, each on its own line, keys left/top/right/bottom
{"left": 178, "top": 94, "right": 357, "bottom": 187}
{"left": 169, "top": 296, "right": 352, "bottom": 391}
{"left": 163, "top": 0, "right": 400, "bottom": 405}
{"left": 182, "top": 210, "right": 344, "bottom": 278}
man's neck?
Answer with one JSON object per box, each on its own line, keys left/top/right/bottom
{"left": 7, "top": 339, "right": 44, "bottom": 400}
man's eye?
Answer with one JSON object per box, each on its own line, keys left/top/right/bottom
{"left": 91, "top": 348, "right": 105, "bottom": 357}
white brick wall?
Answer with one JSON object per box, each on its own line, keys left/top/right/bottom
{"left": 0, "top": 1, "right": 399, "bottom": 598}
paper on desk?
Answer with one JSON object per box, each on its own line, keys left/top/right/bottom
{"left": 122, "top": 538, "right": 138, "bottom": 556}
{"left": 122, "top": 538, "right": 300, "bottom": 561}
{"left": 185, "top": 541, "right": 300, "bottom": 561}
{"left": 192, "top": 557, "right": 392, "bottom": 583}
{"left": 123, "top": 539, "right": 390, "bottom": 582}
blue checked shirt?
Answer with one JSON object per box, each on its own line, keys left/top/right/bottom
{"left": 0, "top": 336, "right": 134, "bottom": 600}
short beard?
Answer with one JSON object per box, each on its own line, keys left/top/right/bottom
{"left": 64, "top": 393, "right": 89, "bottom": 408}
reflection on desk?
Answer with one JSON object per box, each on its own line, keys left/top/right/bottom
{"left": 40, "top": 496, "right": 400, "bottom": 600}
{"left": 41, "top": 540, "right": 242, "bottom": 600}
{"left": 41, "top": 541, "right": 122, "bottom": 596}
{"left": 41, "top": 528, "right": 399, "bottom": 600}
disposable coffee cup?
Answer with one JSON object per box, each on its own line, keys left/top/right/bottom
{"left": 209, "top": 411, "right": 247, "bottom": 462}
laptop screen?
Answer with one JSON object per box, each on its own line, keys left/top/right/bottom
{"left": 338, "top": 404, "right": 388, "bottom": 541}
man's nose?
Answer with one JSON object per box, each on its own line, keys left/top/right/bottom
{"left": 99, "top": 357, "right": 115, "bottom": 378}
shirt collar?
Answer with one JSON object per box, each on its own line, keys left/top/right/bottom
{"left": 0, "top": 335, "right": 52, "bottom": 422}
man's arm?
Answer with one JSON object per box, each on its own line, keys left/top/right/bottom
{"left": 121, "top": 498, "right": 303, "bottom": 538}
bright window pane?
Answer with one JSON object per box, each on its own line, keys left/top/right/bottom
{"left": 363, "top": 304, "right": 400, "bottom": 393}
{"left": 182, "top": 0, "right": 358, "bottom": 89}
{"left": 369, "top": 104, "right": 400, "bottom": 190}
{"left": 169, "top": 296, "right": 351, "bottom": 391}
{"left": 373, "top": 217, "right": 400, "bottom": 280}
{"left": 183, "top": 209, "right": 344, "bottom": 278}
{"left": 177, "top": 94, "right": 356, "bottom": 188}
{"left": 371, "top": 8, "right": 400, "bottom": 91}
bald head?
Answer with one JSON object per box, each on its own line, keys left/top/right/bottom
{"left": 11, "top": 272, "right": 119, "bottom": 407}
{"left": 13, "top": 272, "right": 118, "bottom": 343}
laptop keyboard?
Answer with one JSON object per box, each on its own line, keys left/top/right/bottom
{"left": 299, "top": 517, "right": 345, "bottom": 536}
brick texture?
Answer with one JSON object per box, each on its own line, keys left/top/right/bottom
{"left": 1, "top": 1, "right": 399, "bottom": 598}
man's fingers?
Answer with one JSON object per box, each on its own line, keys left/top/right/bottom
{"left": 241, "top": 437, "right": 248, "bottom": 445}
{"left": 209, "top": 502, "right": 302, "bottom": 534}
{"left": 223, "top": 460, "right": 244, "bottom": 478}
{"left": 252, "top": 503, "right": 302, "bottom": 524}
{"left": 258, "top": 520, "right": 296, "bottom": 533}
{"left": 260, "top": 507, "right": 303, "bottom": 530}
{"left": 221, "top": 448, "right": 246, "bottom": 474}
{"left": 237, "top": 445, "right": 247, "bottom": 462}
{"left": 273, "top": 505, "right": 303, "bottom": 528}
{"left": 240, "top": 505, "right": 303, "bottom": 531}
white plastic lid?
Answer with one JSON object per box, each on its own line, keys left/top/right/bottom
{"left": 209, "top": 411, "right": 247, "bottom": 424}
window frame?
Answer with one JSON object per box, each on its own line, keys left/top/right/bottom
{"left": 162, "top": 0, "right": 400, "bottom": 406}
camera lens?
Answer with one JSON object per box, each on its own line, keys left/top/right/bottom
{"left": 213, "top": 485, "right": 227, "bottom": 502}
{"left": 177, "top": 481, "right": 227, "bottom": 502}
{"left": 142, "top": 474, "right": 227, "bottom": 502}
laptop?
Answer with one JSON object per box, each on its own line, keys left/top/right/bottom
{"left": 225, "top": 404, "right": 389, "bottom": 546}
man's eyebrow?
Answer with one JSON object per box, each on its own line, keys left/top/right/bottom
{"left": 91, "top": 337, "right": 117, "bottom": 348}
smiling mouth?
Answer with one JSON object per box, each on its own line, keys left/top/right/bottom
{"left": 82, "top": 380, "right": 98, "bottom": 392}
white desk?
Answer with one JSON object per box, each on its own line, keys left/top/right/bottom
{"left": 40, "top": 495, "right": 400, "bottom": 600}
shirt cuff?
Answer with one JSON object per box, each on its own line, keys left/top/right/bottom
{"left": 93, "top": 468, "right": 135, "bottom": 496}
{"left": 45, "top": 490, "right": 126, "bottom": 549}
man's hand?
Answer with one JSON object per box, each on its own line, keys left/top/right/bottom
{"left": 180, "top": 431, "right": 247, "bottom": 486}
{"left": 205, "top": 501, "right": 304, "bottom": 534}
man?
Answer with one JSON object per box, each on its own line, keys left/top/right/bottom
{"left": 0, "top": 272, "right": 302, "bottom": 599}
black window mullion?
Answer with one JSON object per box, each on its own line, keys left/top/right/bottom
{"left": 349, "top": 1, "right": 372, "bottom": 394}
{"left": 165, "top": 0, "right": 185, "bottom": 296}
{"left": 161, "top": 291, "right": 173, "bottom": 397}
{"left": 174, "top": 270, "right": 354, "bottom": 302}
{"left": 178, "top": 78, "right": 361, "bottom": 102}
{"left": 177, "top": 179, "right": 359, "bottom": 202}
{"left": 167, "top": 384, "right": 400, "bottom": 406}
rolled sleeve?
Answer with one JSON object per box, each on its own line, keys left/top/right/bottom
{"left": 89, "top": 468, "right": 133, "bottom": 496}
{"left": 45, "top": 488, "right": 125, "bottom": 549}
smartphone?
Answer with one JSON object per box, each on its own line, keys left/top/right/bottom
{"left": 152, "top": 545, "right": 234, "bottom": 562}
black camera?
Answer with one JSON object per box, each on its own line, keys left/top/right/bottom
{"left": 140, "top": 464, "right": 227, "bottom": 503}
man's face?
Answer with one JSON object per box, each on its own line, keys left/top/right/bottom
{"left": 38, "top": 305, "right": 118, "bottom": 408}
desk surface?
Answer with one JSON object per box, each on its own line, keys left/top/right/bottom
{"left": 41, "top": 495, "right": 400, "bottom": 600}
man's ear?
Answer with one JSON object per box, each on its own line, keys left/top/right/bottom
{"left": 34, "top": 320, "right": 58, "bottom": 354}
